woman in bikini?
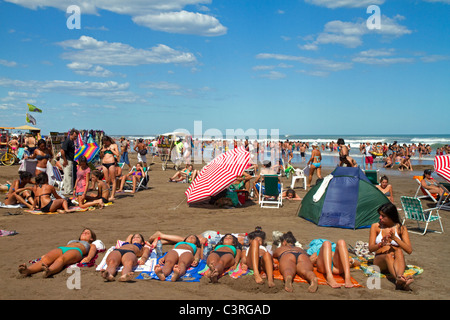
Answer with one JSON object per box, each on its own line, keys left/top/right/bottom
{"left": 307, "top": 142, "right": 322, "bottom": 188}
{"left": 273, "top": 231, "right": 318, "bottom": 293}
{"left": 117, "top": 162, "right": 145, "bottom": 193}
{"left": 369, "top": 202, "right": 413, "bottom": 290}
{"left": 102, "top": 233, "right": 151, "bottom": 282}
{"left": 18, "top": 228, "right": 97, "bottom": 278}
{"left": 29, "top": 139, "right": 53, "bottom": 176}
{"left": 206, "top": 234, "right": 242, "bottom": 283}
{"left": 3, "top": 171, "right": 34, "bottom": 209}
{"left": 376, "top": 175, "right": 394, "bottom": 203}
{"left": 154, "top": 234, "right": 201, "bottom": 282}
{"left": 421, "top": 169, "right": 448, "bottom": 198}
{"left": 240, "top": 226, "right": 275, "bottom": 288}
{"left": 32, "top": 172, "right": 76, "bottom": 213}
{"left": 100, "top": 136, "right": 120, "bottom": 201}
{"left": 308, "top": 238, "right": 357, "bottom": 289}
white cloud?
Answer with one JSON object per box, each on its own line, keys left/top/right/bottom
{"left": 256, "top": 53, "right": 353, "bottom": 72}
{"left": 5, "top": 0, "right": 226, "bottom": 36}
{"left": 58, "top": 36, "right": 197, "bottom": 66}
{"left": 300, "top": 16, "right": 412, "bottom": 49}
{"left": 258, "top": 71, "right": 287, "bottom": 80}
{"left": 132, "top": 10, "right": 226, "bottom": 36}
{"left": 67, "top": 62, "right": 113, "bottom": 77}
{"left": 420, "top": 54, "right": 450, "bottom": 63}
{"left": 0, "top": 59, "right": 18, "bottom": 67}
{"left": 353, "top": 49, "right": 415, "bottom": 65}
{"left": 305, "top": 0, "right": 385, "bottom": 9}
{"left": 0, "top": 77, "right": 143, "bottom": 103}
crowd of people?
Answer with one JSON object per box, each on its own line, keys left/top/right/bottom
{"left": 16, "top": 200, "right": 415, "bottom": 292}
{"left": 5, "top": 132, "right": 449, "bottom": 295}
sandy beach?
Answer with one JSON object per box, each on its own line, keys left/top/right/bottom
{"left": 1, "top": 153, "right": 449, "bottom": 302}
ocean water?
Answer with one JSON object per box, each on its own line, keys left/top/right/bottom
{"left": 113, "top": 133, "right": 448, "bottom": 179}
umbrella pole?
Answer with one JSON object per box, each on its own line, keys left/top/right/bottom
{"left": 169, "top": 196, "right": 187, "bottom": 210}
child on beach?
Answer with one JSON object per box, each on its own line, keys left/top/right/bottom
{"left": 84, "top": 170, "right": 110, "bottom": 205}
{"left": 74, "top": 156, "right": 104, "bottom": 209}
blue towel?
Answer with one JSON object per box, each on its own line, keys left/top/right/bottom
{"left": 135, "top": 253, "right": 207, "bottom": 282}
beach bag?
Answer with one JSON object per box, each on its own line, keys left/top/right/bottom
{"left": 139, "top": 149, "right": 148, "bottom": 156}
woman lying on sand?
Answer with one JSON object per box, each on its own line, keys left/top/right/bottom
{"left": 206, "top": 234, "right": 242, "bottom": 283}
{"left": 18, "top": 228, "right": 97, "bottom": 278}
{"left": 101, "top": 233, "right": 150, "bottom": 282}
{"left": 154, "top": 234, "right": 201, "bottom": 282}
{"left": 273, "top": 232, "right": 318, "bottom": 293}
{"left": 369, "top": 203, "right": 413, "bottom": 290}
{"left": 240, "top": 227, "right": 275, "bottom": 288}
{"left": 308, "top": 239, "right": 358, "bottom": 289}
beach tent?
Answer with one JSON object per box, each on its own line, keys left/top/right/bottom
{"left": 298, "top": 167, "right": 390, "bottom": 229}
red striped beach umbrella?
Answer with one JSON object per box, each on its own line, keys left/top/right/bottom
{"left": 185, "top": 146, "right": 250, "bottom": 203}
{"left": 434, "top": 154, "right": 450, "bottom": 183}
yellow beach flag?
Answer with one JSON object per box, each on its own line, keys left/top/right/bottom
{"left": 27, "top": 103, "right": 42, "bottom": 113}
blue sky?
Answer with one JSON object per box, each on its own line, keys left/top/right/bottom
{"left": 0, "top": 0, "right": 449, "bottom": 136}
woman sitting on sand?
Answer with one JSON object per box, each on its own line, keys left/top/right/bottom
{"left": 3, "top": 171, "right": 34, "bottom": 209}
{"left": 240, "top": 227, "right": 275, "bottom": 288}
{"left": 376, "top": 175, "right": 394, "bottom": 203}
{"left": 33, "top": 173, "right": 76, "bottom": 213}
{"left": 29, "top": 139, "right": 53, "bottom": 176}
{"left": 273, "top": 232, "right": 318, "bottom": 293}
{"left": 169, "top": 164, "right": 197, "bottom": 182}
{"left": 154, "top": 234, "right": 201, "bottom": 282}
{"left": 399, "top": 155, "right": 413, "bottom": 171}
{"left": 308, "top": 239, "right": 358, "bottom": 289}
{"left": 206, "top": 234, "right": 242, "bottom": 283}
{"left": 369, "top": 203, "right": 413, "bottom": 290}
{"left": 101, "top": 233, "right": 151, "bottom": 282}
{"left": 117, "top": 162, "right": 145, "bottom": 193}
{"left": 18, "top": 228, "right": 97, "bottom": 278}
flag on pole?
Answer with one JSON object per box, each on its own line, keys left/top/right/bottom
{"left": 26, "top": 113, "right": 36, "bottom": 125}
{"left": 27, "top": 103, "right": 42, "bottom": 113}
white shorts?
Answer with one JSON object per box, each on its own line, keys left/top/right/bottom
{"left": 137, "top": 153, "right": 147, "bottom": 163}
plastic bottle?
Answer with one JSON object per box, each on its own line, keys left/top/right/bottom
{"left": 243, "top": 233, "right": 249, "bottom": 250}
{"left": 207, "top": 235, "right": 214, "bottom": 248}
{"left": 156, "top": 237, "right": 163, "bottom": 258}
{"left": 214, "top": 231, "right": 221, "bottom": 244}
{"left": 203, "top": 240, "right": 212, "bottom": 259}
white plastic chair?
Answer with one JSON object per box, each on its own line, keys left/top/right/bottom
{"left": 290, "top": 168, "right": 307, "bottom": 190}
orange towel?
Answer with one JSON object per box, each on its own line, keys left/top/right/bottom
{"left": 273, "top": 268, "right": 363, "bottom": 287}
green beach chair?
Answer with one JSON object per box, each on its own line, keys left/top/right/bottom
{"left": 364, "top": 169, "right": 379, "bottom": 185}
{"left": 258, "top": 174, "right": 283, "bottom": 208}
{"left": 401, "top": 196, "right": 444, "bottom": 235}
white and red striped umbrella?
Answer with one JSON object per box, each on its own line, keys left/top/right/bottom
{"left": 185, "top": 146, "right": 250, "bottom": 203}
{"left": 435, "top": 154, "right": 450, "bottom": 183}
